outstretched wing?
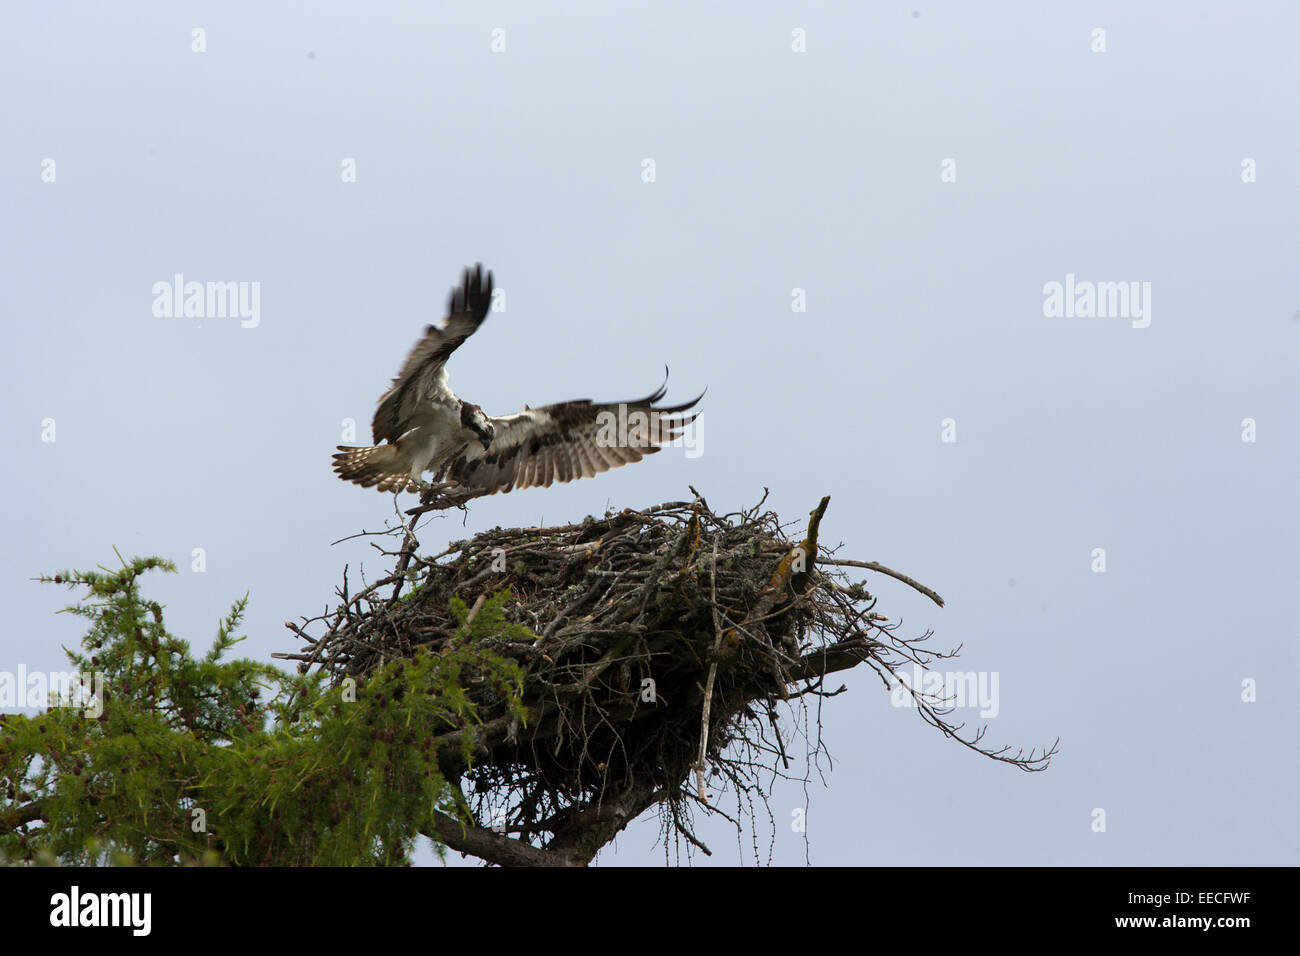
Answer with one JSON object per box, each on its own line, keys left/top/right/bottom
{"left": 370, "top": 264, "right": 494, "bottom": 444}
{"left": 442, "top": 372, "right": 702, "bottom": 495}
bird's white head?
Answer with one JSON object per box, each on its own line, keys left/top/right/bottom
{"left": 460, "top": 401, "right": 494, "bottom": 450}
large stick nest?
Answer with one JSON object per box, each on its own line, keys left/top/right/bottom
{"left": 281, "top": 490, "right": 1055, "bottom": 863}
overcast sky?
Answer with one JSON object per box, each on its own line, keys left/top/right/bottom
{"left": 3, "top": 1, "right": 1296, "bottom": 866}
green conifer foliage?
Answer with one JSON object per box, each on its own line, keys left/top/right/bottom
{"left": 0, "top": 555, "right": 526, "bottom": 865}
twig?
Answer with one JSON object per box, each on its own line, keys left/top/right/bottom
{"left": 695, "top": 539, "right": 726, "bottom": 801}
{"left": 816, "top": 557, "right": 945, "bottom": 607}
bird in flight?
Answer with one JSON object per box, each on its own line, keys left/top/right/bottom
{"left": 333, "top": 264, "right": 702, "bottom": 498}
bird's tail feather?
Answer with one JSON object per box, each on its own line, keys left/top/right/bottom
{"left": 332, "top": 445, "right": 419, "bottom": 493}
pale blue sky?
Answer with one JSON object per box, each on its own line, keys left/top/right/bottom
{"left": 3, "top": 1, "right": 1296, "bottom": 865}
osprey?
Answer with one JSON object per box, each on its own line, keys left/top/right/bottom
{"left": 333, "top": 264, "right": 702, "bottom": 497}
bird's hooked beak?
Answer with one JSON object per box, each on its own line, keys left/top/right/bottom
{"left": 478, "top": 426, "right": 494, "bottom": 451}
